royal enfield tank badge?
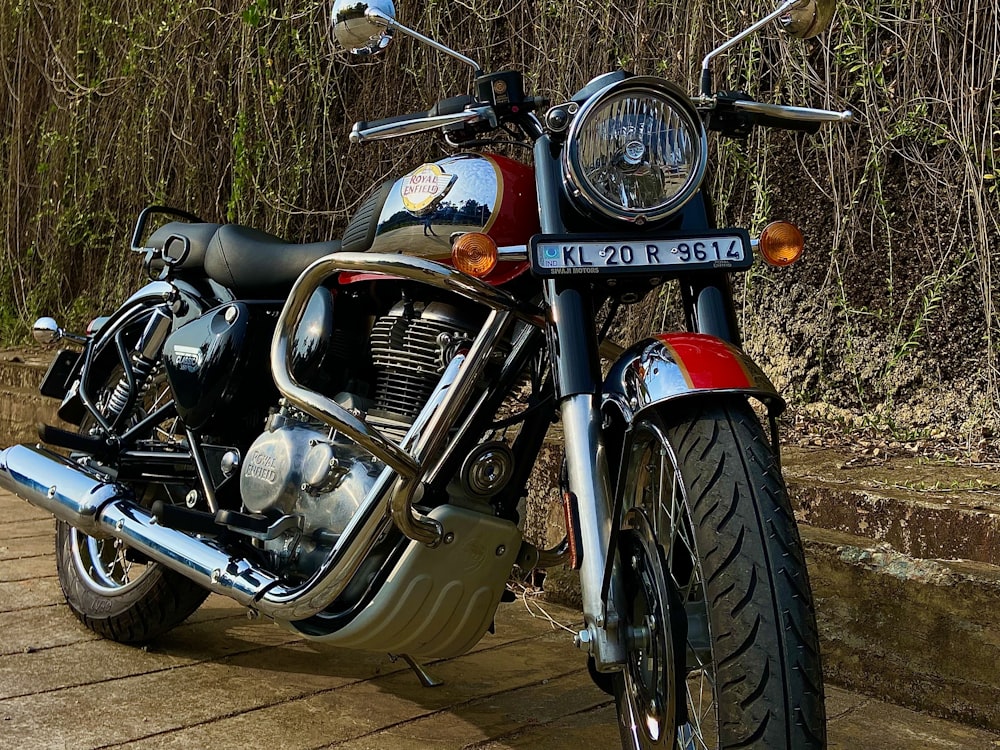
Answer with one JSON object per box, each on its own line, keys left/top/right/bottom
{"left": 401, "top": 163, "right": 457, "bottom": 215}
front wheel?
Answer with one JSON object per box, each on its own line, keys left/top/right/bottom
{"left": 613, "top": 397, "right": 825, "bottom": 749}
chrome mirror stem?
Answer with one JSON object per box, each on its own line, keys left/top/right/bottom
{"left": 368, "top": 9, "right": 482, "bottom": 74}
{"left": 700, "top": 0, "right": 797, "bottom": 96}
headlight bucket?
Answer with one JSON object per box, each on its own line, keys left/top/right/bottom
{"left": 561, "top": 77, "right": 708, "bottom": 226}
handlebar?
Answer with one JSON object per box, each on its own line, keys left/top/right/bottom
{"left": 705, "top": 91, "right": 854, "bottom": 137}
{"left": 350, "top": 84, "right": 854, "bottom": 145}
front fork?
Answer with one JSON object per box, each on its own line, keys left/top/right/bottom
{"left": 560, "top": 391, "right": 626, "bottom": 668}
{"left": 533, "top": 133, "right": 626, "bottom": 669}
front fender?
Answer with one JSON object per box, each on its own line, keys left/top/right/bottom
{"left": 602, "top": 332, "right": 784, "bottom": 425}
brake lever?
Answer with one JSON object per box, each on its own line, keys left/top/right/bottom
{"left": 702, "top": 91, "right": 853, "bottom": 138}
{"left": 733, "top": 100, "right": 854, "bottom": 124}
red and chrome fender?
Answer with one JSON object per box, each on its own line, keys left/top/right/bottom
{"left": 602, "top": 332, "right": 784, "bottom": 423}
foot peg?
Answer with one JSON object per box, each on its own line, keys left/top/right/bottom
{"left": 151, "top": 501, "right": 220, "bottom": 536}
{"left": 215, "top": 509, "right": 301, "bottom": 540}
{"left": 37, "top": 423, "right": 108, "bottom": 456}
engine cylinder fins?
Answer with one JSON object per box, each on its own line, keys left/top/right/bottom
{"left": 367, "top": 411, "right": 415, "bottom": 445}
{"left": 369, "top": 300, "right": 479, "bottom": 422}
{"left": 460, "top": 441, "right": 515, "bottom": 498}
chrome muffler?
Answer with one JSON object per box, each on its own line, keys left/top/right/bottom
{"left": 0, "top": 443, "right": 392, "bottom": 620}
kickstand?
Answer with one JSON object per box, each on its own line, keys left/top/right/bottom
{"left": 390, "top": 653, "right": 444, "bottom": 688}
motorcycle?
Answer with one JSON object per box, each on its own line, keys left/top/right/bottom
{"left": 0, "top": 0, "right": 852, "bottom": 746}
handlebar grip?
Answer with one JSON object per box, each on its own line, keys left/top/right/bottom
{"left": 428, "top": 94, "right": 477, "bottom": 117}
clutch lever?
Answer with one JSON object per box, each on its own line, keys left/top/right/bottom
{"left": 350, "top": 106, "right": 497, "bottom": 144}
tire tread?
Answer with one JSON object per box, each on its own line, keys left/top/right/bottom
{"left": 651, "top": 397, "right": 826, "bottom": 749}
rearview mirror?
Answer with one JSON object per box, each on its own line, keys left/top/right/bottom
{"left": 331, "top": 0, "right": 395, "bottom": 55}
{"left": 780, "top": 0, "right": 835, "bottom": 39}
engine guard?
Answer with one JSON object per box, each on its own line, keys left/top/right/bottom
{"left": 602, "top": 332, "right": 784, "bottom": 423}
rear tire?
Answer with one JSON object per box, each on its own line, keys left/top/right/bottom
{"left": 54, "top": 365, "right": 208, "bottom": 643}
{"left": 614, "top": 397, "right": 825, "bottom": 749}
{"left": 56, "top": 520, "right": 209, "bottom": 643}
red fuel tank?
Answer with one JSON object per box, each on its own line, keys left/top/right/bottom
{"left": 341, "top": 153, "right": 538, "bottom": 286}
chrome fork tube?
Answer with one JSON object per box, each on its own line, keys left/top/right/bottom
{"left": 561, "top": 393, "right": 626, "bottom": 669}
{"left": 534, "top": 134, "right": 624, "bottom": 668}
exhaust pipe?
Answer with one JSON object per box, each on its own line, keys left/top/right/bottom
{"left": 0, "top": 443, "right": 391, "bottom": 620}
{"left": 1, "top": 443, "right": 119, "bottom": 538}
{"left": 0, "top": 443, "right": 278, "bottom": 607}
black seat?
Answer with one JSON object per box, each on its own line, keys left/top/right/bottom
{"left": 146, "top": 221, "right": 222, "bottom": 272}
{"left": 204, "top": 225, "right": 341, "bottom": 293}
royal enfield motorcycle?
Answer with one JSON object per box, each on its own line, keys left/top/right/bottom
{"left": 0, "top": 1, "right": 851, "bottom": 746}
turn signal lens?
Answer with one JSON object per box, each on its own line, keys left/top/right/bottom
{"left": 758, "top": 221, "right": 804, "bottom": 267}
{"left": 452, "top": 232, "right": 498, "bottom": 278}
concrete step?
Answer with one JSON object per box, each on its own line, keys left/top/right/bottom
{"left": 784, "top": 445, "right": 1000, "bottom": 566}
{"left": 802, "top": 524, "right": 1000, "bottom": 732}
{"left": 781, "top": 445, "right": 1000, "bottom": 729}
{"left": 0, "top": 349, "right": 53, "bottom": 391}
{"left": 0, "top": 350, "right": 61, "bottom": 446}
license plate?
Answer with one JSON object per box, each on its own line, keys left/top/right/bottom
{"left": 39, "top": 349, "right": 81, "bottom": 400}
{"left": 530, "top": 231, "right": 752, "bottom": 277}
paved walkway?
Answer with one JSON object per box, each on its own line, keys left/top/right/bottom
{"left": 2, "top": 488, "right": 999, "bottom": 749}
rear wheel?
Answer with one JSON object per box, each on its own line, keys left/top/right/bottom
{"left": 614, "top": 397, "right": 825, "bottom": 749}
{"left": 55, "top": 366, "right": 208, "bottom": 643}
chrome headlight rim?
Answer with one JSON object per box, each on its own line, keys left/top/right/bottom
{"left": 561, "top": 76, "right": 708, "bottom": 226}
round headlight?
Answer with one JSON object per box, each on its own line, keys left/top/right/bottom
{"left": 562, "top": 77, "right": 707, "bottom": 225}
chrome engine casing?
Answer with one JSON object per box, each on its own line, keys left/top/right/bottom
{"left": 240, "top": 408, "right": 383, "bottom": 540}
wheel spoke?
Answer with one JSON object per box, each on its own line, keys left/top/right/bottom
{"left": 87, "top": 536, "right": 119, "bottom": 588}
{"left": 620, "top": 424, "right": 720, "bottom": 749}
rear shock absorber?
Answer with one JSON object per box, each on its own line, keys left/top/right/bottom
{"left": 104, "top": 307, "right": 173, "bottom": 427}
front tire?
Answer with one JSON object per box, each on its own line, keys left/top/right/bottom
{"left": 614, "top": 397, "right": 825, "bottom": 749}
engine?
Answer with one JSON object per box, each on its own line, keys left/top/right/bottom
{"left": 238, "top": 296, "right": 482, "bottom": 576}
{"left": 366, "top": 299, "right": 480, "bottom": 443}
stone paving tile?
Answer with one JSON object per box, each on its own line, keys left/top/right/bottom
{"left": 0, "top": 517, "right": 53, "bottom": 541}
{"left": 0, "top": 555, "right": 53, "bottom": 583}
{"left": 826, "top": 686, "right": 1000, "bottom": 750}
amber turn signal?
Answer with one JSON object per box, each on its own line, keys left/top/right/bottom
{"left": 451, "top": 232, "right": 498, "bottom": 278}
{"left": 758, "top": 221, "right": 804, "bottom": 267}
